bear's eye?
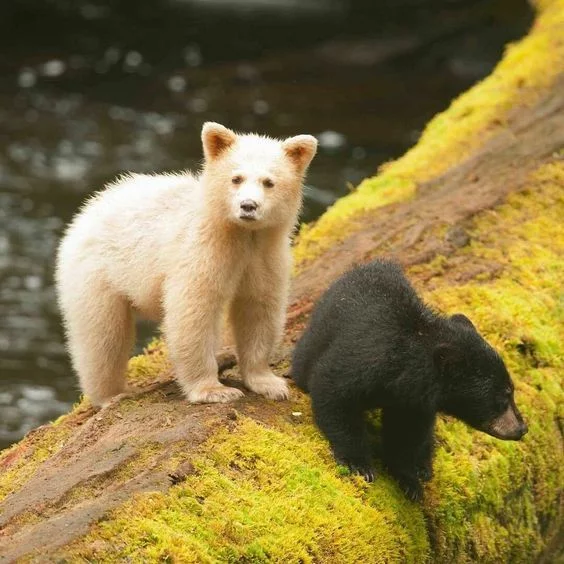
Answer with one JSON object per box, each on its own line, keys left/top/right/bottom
{"left": 232, "top": 175, "right": 243, "bottom": 185}
{"left": 263, "top": 178, "right": 274, "bottom": 189}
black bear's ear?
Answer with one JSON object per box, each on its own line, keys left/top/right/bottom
{"left": 450, "top": 313, "right": 476, "bottom": 331}
{"left": 433, "top": 343, "right": 460, "bottom": 376}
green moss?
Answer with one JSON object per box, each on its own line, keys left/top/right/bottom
{"left": 293, "top": 0, "right": 564, "bottom": 269}
{"left": 65, "top": 417, "right": 429, "bottom": 563}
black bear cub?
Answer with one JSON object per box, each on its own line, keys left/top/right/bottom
{"left": 292, "top": 259, "right": 527, "bottom": 501}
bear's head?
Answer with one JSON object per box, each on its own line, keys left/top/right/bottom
{"left": 435, "top": 313, "right": 528, "bottom": 441}
{"left": 200, "top": 122, "right": 317, "bottom": 230}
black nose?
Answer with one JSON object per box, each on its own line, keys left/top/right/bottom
{"left": 519, "top": 422, "right": 528, "bottom": 437}
{"left": 240, "top": 200, "right": 258, "bottom": 213}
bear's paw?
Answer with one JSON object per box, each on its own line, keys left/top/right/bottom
{"left": 244, "top": 373, "right": 290, "bottom": 401}
{"left": 188, "top": 383, "right": 245, "bottom": 404}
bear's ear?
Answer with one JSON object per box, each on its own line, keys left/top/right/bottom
{"left": 282, "top": 135, "right": 318, "bottom": 171}
{"left": 433, "top": 343, "right": 460, "bottom": 377}
{"left": 450, "top": 313, "right": 476, "bottom": 331}
{"left": 202, "top": 122, "right": 237, "bottom": 161}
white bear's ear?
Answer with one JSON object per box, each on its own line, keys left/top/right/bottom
{"left": 282, "top": 134, "right": 318, "bottom": 171}
{"left": 202, "top": 122, "right": 237, "bottom": 161}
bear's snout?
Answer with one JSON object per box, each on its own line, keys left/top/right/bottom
{"left": 240, "top": 199, "right": 258, "bottom": 213}
{"left": 486, "top": 402, "right": 528, "bottom": 441}
{"left": 518, "top": 421, "right": 528, "bottom": 438}
{"left": 239, "top": 199, "right": 260, "bottom": 221}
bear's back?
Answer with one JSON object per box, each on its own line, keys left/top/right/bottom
{"left": 292, "top": 259, "right": 431, "bottom": 390}
{"left": 323, "top": 259, "right": 428, "bottom": 332}
{"left": 56, "top": 172, "right": 201, "bottom": 314}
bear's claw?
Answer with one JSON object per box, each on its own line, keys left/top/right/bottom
{"left": 336, "top": 456, "right": 376, "bottom": 482}
{"left": 349, "top": 464, "right": 376, "bottom": 483}
{"left": 416, "top": 465, "right": 433, "bottom": 482}
{"left": 398, "top": 477, "right": 424, "bottom": 502}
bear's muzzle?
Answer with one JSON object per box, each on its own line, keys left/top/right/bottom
{"left": 484, "top": 400, "right": 528, "bottom": 441}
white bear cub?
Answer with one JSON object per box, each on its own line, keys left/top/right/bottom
{"left": 56, "top": 122, "right": 317, "bottom": 406}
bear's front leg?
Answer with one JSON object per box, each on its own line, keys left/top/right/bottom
{"left": 381, "top": 408, "right": 436, "bottom": 501}
{"left": 311, "top": 391, "right": 375, "bottom": 481}
{"left": 164, "top": 277, "right": 244, "bottom": 404}
{"left": 230, "top": 260, "right": 289, "bottom": 401}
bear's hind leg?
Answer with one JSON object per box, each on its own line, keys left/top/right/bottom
{"left": 61, "top": 277, "right": 135, "bottom": 407}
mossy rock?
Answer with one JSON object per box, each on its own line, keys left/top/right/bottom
{"left": 1, "top": 1, "right": 563, "bottom": 561}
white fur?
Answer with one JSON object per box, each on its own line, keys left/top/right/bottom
{"left": 55, "top": 123, "right": 317, "bottom": 406}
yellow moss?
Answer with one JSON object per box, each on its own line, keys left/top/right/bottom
{"left": 127, "top": 339, "right": 171, "bottom": 385}
{"left": 416, "top": 163, "right": 564, "bottom": 561}
{"left": 64, "top": 417, "right": 429, "bottom": 563}
{"left": 0, "top": 339, "right": 172, "bottom": 506}
{"left": 3, "top": 4, "right": 563, "bottom": 561}
{"left": 0, "top": 404, "right": 90, "bottom": 503}
{"left": 61, "top": 163, "right": 564, "bottom": 560}
{"left": 293, "top": 0, "right": 564, "bottom": 269}
{"left": 15, "top": 163, "right": 560, "bottom": 562}
{"left": 66, "top": 162, "right": 563, "bottom": 562}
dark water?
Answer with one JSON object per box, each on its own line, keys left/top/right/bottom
{"left": 0, "top": 0, "right": 531, "bottom": 449}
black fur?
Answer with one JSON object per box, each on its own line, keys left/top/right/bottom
{"left": 292, "top": 259, "right": 527, "bottom": 501}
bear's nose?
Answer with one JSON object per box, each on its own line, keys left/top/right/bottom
{"left": 240, "top": 200, "right": 258, "bottom": 213}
